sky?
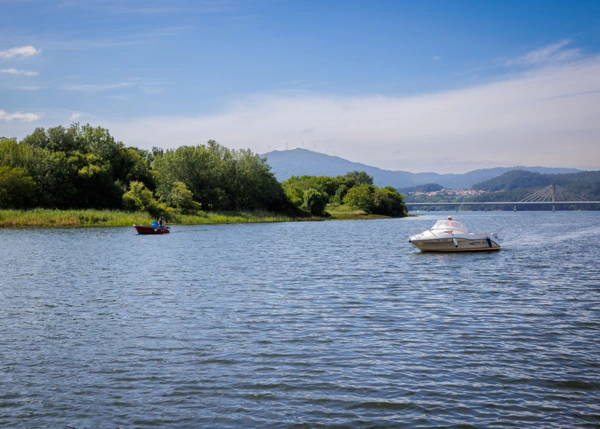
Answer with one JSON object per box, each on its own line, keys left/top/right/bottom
{"left": 1, "top": 0, "right": 600, "bottom": 173}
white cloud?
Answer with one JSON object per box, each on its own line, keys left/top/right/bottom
{"left": 103, "top": 55, "right": 600, "bottom": 173}
{"left": 0, "top": 68, "right": 39, "bottom": 76}
{"left": 70, "top": 112, "right": 82, "bottom": 121}
{"left": 504, "top": 40, "right": 581, "bottom": 67}
{"left": 0, "top": 109, "right": 42, "bottom": 122}
{"left": 0, "top": 45, "right": 41, "bottom": 59}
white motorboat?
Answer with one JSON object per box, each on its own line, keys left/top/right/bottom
{"left": 408, "top": 218, "right": 500, "bottom": 252}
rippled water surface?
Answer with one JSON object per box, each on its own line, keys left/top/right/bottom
{"left": 1, "top": 211, "right": 599, "bottom": 428}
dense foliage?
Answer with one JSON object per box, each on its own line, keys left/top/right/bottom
{"left": 152, "top": 141, "right": 287, "bottom": 212}
{"left": 2, "top": 125, "right": 408, "bottom": 218}
{"left": 283, "top": 171, "right": 407, "bottom": 217}
{"left": 0, "top": 125, "right": 154, "bottom": 209}
{"left": 0, "top": 125, "right": 287, "bottom": 215}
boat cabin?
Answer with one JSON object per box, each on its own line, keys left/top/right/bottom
{"left": 431, "top": 219, "right": 468, "bottom": 233}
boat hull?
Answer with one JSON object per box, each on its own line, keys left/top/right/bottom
{"left": 133, "top": 224, "right": 170, "bottom": 235}
{"left": 409, "top": 236, "right": 500, "bottom": 252}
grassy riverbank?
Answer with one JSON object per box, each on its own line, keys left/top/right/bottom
{"left": 0, "top": 207, "right": 395, "bottom": 228}
{"left": 0, "top": 209, "right": 151, "bottom": 228}
{"left": 0, "top": 209, "right": 306, "bottom": 228}
{"left": 325, "top": 204, "right": 393, "bottom": 220}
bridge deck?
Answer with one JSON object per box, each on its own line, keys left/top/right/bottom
{"left": 405, "top": 201, "right": 600, "bottom": 206}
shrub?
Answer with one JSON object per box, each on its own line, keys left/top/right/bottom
{"left": 167, "top": 181, "right": 201, "bottom": 214}
{"left": 343, "top": 184, "right": 375, "bottom": 213}
{"left": 302, "top": 188, "right": 327, "bottom": 216}
{"left": 122, "top": 180, "right": 171, "bottom": 218}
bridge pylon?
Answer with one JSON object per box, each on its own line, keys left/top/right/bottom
{"left": 518, "top": 183, "right": 586, "bottom": 211}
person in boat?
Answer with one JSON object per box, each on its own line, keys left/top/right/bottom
{"left": 447, "top": 216, "right": 455, "bottom": 227}
{"left": 158, "top": 216, "right": 166, "bottom": 227}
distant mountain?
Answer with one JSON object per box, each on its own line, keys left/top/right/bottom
{"left": 262, "top": 149, "right": 581, "bottom": 189}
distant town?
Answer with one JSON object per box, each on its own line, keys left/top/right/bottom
{"left": 408, "top": 189, "right": 487, "bottom": 197}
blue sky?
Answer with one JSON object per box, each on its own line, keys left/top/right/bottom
{"left": 1, "top": 0, "right": 600, "bottom": 173}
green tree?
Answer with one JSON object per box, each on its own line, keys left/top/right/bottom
{"left": 15, "top": 124, "right": 155, "bottom": 209}
{"left": 21, "top": 124, "right": 84, "bottom": 153}
{"left": 122, "top": 181, "right": 168, "bottom": 218}
{"left": 0, "top": 166, "right": 36, "bottom": 209}
{"left": 343, "top": 184, "right": 407, "bottom": 217}
{"left": 372, "top": 186, "right": 407, "bottom": 217}
{"left": 283, "top": 175, "right": 329, "bottom": 211}
{"left": 153, "top": 141, "right": 287, "bottom": 212}
{"left": 165, "top": 181, "right": 201, "bottom": 214}
{"left": 26, "top": 149, "right": 79, "bottom": 208}
{"left": 347, "top": 170, "right": 373, "bottom": 186}
{"left": 344, "top": 184, "right": 375, "bottom": 213}
{"left": 331, "top": 184, "right": 349, "bottom": 205}
{"left": 302, "top": 188, "right": 327, "bottom": 216}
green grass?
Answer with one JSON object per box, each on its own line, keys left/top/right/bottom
{"left": 326, "top": 204, "right": 390, "bottom": 220}
{"left": 174, "top": 210, "right": 293, "bottom": 225}
{"left": 0, "top": 206, "right": 393, "bottom": 228}
{"left": 0, "top": 209, "right": 295, "bottom": 228}
{"left": 0, "top": 209, "right": 154, "bottom": 228}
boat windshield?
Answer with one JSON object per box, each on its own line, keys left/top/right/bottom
{"left": 431, "top": 219, "right": 468, "bottom": 232}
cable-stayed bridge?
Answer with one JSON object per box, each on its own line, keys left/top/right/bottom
{"left": 405, "top": 184, "right": 600, "bottom": 211}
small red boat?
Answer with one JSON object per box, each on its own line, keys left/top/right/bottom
{"left": 133, "top": 224, "right": 170, "bottom": 235}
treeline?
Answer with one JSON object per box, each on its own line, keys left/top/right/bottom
{"left": 0, "top": 124, "right": 288, "bottom": 217}
{"left": 0, "top": 124, "right": 407, "bottom": 218}
{"left": 1, "top": 125, "right": 155, "bottom": 210}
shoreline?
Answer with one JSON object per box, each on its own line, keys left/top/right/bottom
{"left": 0, "top": 209, "right": 395, "bottom": 228}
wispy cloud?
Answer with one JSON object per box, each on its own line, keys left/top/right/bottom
{"left": 70, "top": 112, "right": 82, "bottom": 121}
{"left": 103, "top": 54, "right": 600, "bottom": 173}
{"left": 38, "top": 26, "right": 190, "bottom": 51}
{"left": 504, "top": 40, "right": 581, "bottom": 67}
{"left": 62, "top": 78, "right": 170, "bottom": 93}
{"left": 0, "top": 68, "right": 39, "bottom": 76}
{"left": 13, "top": 85, "right": 44, "bottom": 91}
{"left": 0, "top": 45, "right": 41, "bottom": 59}
{"left": 0, "top": 109, "right": 42, "bottom": 122}
{"left": 58, "top": 0, "right": 237, "bottom": 15}
{"left": 62, "top": 82, "right": 134, "bottom": 92}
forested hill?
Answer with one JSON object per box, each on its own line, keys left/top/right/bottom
{"left": 262, "top": 149, "right": 580, "bottom": 189}
{"left": 473, "top": 170, "right": 600, "bottom": 191}
{"left": 471, "top": 169, "right": 600, "bottom": 201}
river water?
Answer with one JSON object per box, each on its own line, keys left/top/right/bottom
{"left": 1, "top": 211, "right": 599, "bottom": 428}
